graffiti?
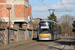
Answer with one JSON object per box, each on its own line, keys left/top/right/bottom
{"left": 33, "top": 31, "right": 37, "bottom": 38}
{"left": 10, "top": 30, "right": 14, "bottom": 41}
{"left": 10, "top": 30, "right": 17, "bottom": 41}
{"left": 29, "top": 31, "right": 32, "bottom": 37}
{"left": 19, "top": 30, "right": 25, "bottom": 40}
{"left": 0, "top": 31, "right": 4, "bottom": 44}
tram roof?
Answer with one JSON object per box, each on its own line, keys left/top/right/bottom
{"left": 40, "top": 20, "right": 55, "bottom": 23}
{"left": 40, "top": 20, "right": 60, "bottom": 24}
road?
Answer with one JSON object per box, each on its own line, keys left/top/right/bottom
{"left": 9, "top": 36, "right": 75, "bottom": 50}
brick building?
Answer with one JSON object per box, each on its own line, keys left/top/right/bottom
{"left": 0, "top": 0, "right": 32, "bottom": 28}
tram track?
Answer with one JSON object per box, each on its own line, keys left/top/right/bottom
{"left": 9, "top": 36, "right": 75, "bottom": 50}
{"left": 27, "top": 40, "right": 64, "bottom": 50}
{"left": 27, "top": 41, "right": 55, "bottom": 50}
{"left": 27, "top": 41, "right": 64, "bottom": 50}
{"left": 44, "top": 44, "right": 65, "bottom": 50}
{"left": 44, "top": 37, "right": 75, "bottom": 50}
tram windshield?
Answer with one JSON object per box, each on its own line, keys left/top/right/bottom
{"left": 40, "top": 22, "right": 49, "bottom": 26}
{"left": 39, "top": 28, "right": 50, "bottom": 33}
{"left": 39, "top": 21, "right": 51, "bottom": 33}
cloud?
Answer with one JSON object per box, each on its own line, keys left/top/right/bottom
{"left": 32, "top": 0, "right": 75, "bottom": 20}
{"left": 32, "top": 6, "right": 49, "bottom": 11}
{"left": 58, "top": 0, "right": 75, "bottom": 4}
{"left": 50, "top": 4, "right": 75, "bottom": 11}
{"left": 32, "top": 0, "right": 75, "bottom": 12}
{"left": 32, "top": 12, "right": 48, "bottom": 19}
{"left": 36, "top": 13, "right": 48, "bottom": 19}
{"left": 61, "top": 0, "right": 75, "bottom": 4}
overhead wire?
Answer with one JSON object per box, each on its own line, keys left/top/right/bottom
{"left": 38, "top": 0, "right": 62, "bottom": 17}
{"left": 38, "top": 0, "right": 73, "bottom": 12}
{"left": 61, "top": 0, "right": 69, "bottom": 12}
{"left": 38, "top": 1, "right": 57, "bottom": 12}
{"left": 38, "top": 0, "right": 54, "bottom": 14}
{"left": 61, "top": 0, "right": 72, "bottom": 14}
{"left": 38, "top": 0, "right": 50, "bottom": 8}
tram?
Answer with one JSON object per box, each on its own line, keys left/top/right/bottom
{"left": 37, "top": 20, "right": 61, "bottom": 40}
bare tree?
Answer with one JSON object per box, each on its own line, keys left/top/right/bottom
{"left": 58, "top": 14, "right": 74, "bottom": 36}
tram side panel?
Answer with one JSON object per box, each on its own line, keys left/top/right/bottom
{"left": 52, "top": 26, "right": 57, "bottom": 40}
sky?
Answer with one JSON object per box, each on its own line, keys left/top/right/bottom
{"left": 29, "top": 0, "right": 75, "bottom": 19}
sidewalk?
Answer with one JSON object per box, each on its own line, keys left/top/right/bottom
{"left": 0, "top": 40, "right": 34, "bottom": 50}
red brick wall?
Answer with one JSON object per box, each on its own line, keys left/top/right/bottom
{"left": 0, "top": 4, "right": 12, "bottom": 18}
{"left": 25, "top": 0, "right": 29, "bottom": 19}
{"left": 0, "top": 5, "right": 2, "bottom": 17}
{"left": 14, "top": 5, "right": 25, "bottom": 18}
{"left": 0, "top": 4, "right": 30, "bottom": 19}
{"left": 25, "top": 0, "right": 28, "bottom": 3}
{"left": 0, "top": 0, "right": 6, "bottom": 3}
{"left": 25, "top": 6, "right": 28, "bottom": 19}
{"left": 6, "top": 5, "right": 12, "bottom": 17}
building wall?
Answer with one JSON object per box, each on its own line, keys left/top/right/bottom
{"left": 0, "top": 4, "right": 12, "bottom": 18}
{"left": 0, "top": 5, "right": 2, "bottom": 17}
{"left": 0, "top": 0, "right": 6, "bottom": 3}
{"left": 25, "top": 5, "right": 28, "bottom": 19}
{"left": 25, "top": 0, "right": 29, "bottom": 3}
{"left": 14, "top": 5, "right": 25, "bottom": 18}
{"left": 0, "top": 0, "right": 32, "bottom": 23}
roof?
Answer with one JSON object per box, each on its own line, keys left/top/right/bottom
{"left": 40, "top": 20, "right": 54, "bottom": 22}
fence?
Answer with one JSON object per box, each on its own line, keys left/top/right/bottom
{"left": 0, "top": 30, "right": 5, "bottom": 44}
{"left": 27, "top": 28, "right": 32, "bottom": 39}
{"left": 18, "top": 28, "right": 25, "bottom": 41}
{"left": 33, "top": 30, "right": 38, "bottom": 39}
{"left": 0, "top": 25, "right": 34, "bottom": 44}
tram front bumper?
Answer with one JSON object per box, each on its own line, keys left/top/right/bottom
{"left": 39, "top": 36, "right": 52, "bottom": 40}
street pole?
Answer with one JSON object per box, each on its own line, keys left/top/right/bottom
{"left": 7, "top": 7, "right": 11, "bottom": 44}
{"left": 8, "top": 10, "right": 10, "bottom": 44}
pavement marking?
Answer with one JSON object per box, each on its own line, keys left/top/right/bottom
{"left": 44, "top": 43, "right": 56, "bottom": 50}
{"left": 60, "top": 45, "right": 65, "bottom": 50}
{"left": 44, "top": 43, "right": 65, "bottom": 50}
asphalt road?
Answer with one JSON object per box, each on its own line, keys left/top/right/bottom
{"left": 9, "top": 36, "right": 75, "bottom": 50}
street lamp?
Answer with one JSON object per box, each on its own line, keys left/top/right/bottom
{"left": 7, "top": 7, "right": 11, "bottom": 44}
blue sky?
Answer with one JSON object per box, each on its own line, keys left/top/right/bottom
{"left": 29, "top": 0, "right": 75, "bottom": 19}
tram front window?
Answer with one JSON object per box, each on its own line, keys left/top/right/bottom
{"left": 40, "top": 22, "right": 49, "bottom": 26}
{"left": 39, "top": 28, "right": 50, "bottom": 33}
